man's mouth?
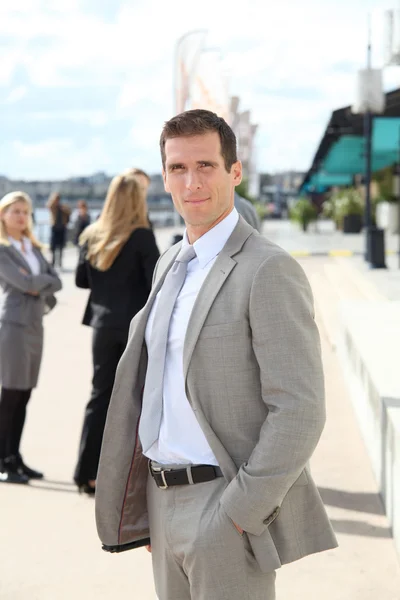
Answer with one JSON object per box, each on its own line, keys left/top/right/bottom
{"left": 185, "top": 197, "right": 209, "bottom": 204}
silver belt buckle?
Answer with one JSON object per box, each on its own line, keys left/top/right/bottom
{"left": 151, "top": 464, "right": 170, "bottom": 490}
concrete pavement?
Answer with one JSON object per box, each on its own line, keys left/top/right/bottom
{"left": 1, "top": 225, "right": 400, "bottom": 599}
{"left": 262, "top": 218, "right": 399, "bottom": 257}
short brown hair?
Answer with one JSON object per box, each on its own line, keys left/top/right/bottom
{"left": 160, "top": 109, "right": 237, "bottom": 173}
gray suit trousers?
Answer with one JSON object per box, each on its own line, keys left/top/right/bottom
{"left": 147, "top": 467, "right": 276, "bottom": 600}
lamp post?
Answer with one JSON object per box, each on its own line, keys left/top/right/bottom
{"left": 398, "top": 126, "right": 400, "bottom": 267}
{"left": 352, "top": 14, "right": 386, "bottom": 268}
{"left": 364, "top": 22, "right": 373, "bottom": 250}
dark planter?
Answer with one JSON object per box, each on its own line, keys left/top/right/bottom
{"left": 343, "top": 214, "right": 362, "bottom": 234}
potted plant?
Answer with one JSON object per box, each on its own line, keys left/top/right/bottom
{"left": 335, "top": 188, "right": 363, "bottom": 233}
{"left": 290, "top": 197, "right": 318, "bottom": 232}
{"left": 323, "top": 189, "right": 347, "bottom": 230}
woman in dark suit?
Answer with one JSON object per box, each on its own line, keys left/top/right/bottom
{"left": 74, "top": 199, "right": 91, "bottom": 246}
{"left": 74, "top": 170, "right": 160, "bottom": 494}
{"left": 47, "top": 192, "right": 71, "bottom": 269}
{"left": 0, "top": 191, "right": 62, "bottom": 484}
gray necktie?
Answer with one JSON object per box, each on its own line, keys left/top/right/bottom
{"left": 139, "top": 244, "right": 197, "bottom": 454}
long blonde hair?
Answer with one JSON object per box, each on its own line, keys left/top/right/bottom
{"left": 0, "top": 191, "right": 42, "bottom": 248}
{"left": 80, "top": 172, "right": 150, "bottom": 271}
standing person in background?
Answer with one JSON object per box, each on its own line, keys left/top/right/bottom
{"left": 125, "top": 168, "right": 154, "bottom": 229}
{"left": 73, "top": 171, "right": 160, "bottom": 496}
{"left": 128, "top": 167, "right": 151, "bottom": 195}
{"left": 234, "top": 192, "right": 261, "bottom": 232}
{"left": 74, "top": 200, "right": 91, "bottom": 247}
{"left": 47, "top": 192, "right": 71, "bottom": 269}
{"left": 0, "top": 191, "right": 62, "bottom": 484}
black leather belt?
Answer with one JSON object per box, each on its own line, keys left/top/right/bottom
{"left": 150, "top": 462, "right": 223, "bottom": 489}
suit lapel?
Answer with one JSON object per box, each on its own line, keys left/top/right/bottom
{"left": 183, "top": 217, "right": 254, "bottom": 380}
{"left": 183, "top": 254, "right": 236, "bottom": 379}
{"left": 7, "top": 245, "right": 32, "bottom": 273}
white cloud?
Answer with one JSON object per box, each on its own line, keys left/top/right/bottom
{"left": 4, "top": 85, "right": 27, "bottom": 104}
{"left": 32, "top": 110, "right": 108, "bottom": 127}
{"left": 9, "top": 137, "right": 113, "bottom": 179}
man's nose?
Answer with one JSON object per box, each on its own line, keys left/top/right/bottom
{"left": 185, "top": 170, "right": 202, "bottom": 191}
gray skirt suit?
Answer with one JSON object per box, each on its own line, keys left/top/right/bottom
{"left": 0, "top": 244, "right": 62, "bottom": 390}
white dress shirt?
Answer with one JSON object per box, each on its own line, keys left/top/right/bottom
{"left": 144, "top": 208, "right": 239, "bottom": 465}
{"left": 9, "top": 236, "right": 40, "bottom": 275}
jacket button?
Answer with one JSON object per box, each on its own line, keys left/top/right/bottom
{"left": 263, "top": 506, "right": 280, "bottom": 525}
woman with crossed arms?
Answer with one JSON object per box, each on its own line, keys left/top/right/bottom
{"left": 0, "top": 191, "right": 62, "bottom": 484}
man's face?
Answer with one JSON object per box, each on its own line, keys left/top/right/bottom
{"left": 162, "top": 132, "right": 242, "bottom": 238}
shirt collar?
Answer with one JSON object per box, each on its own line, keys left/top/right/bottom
{"left": 181, "top": 208, "right": 239, "bottom": 269}
{"left": 8, "top": 236, "right": 32, "bottom": 252}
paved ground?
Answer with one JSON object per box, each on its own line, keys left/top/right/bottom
{"left": 1, "top": 223, "right": 400, "bottom": 599}
{"left": 263, "top": 218, "right": 399, "bottom": 256}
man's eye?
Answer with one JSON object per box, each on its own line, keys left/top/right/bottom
{"left": 171, "top": 165, "right": 183, "bottom": 171}
{"left": 200, "top": 162, "right": 211, "bottom": 168}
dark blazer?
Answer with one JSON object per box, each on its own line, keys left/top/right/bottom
{"left": 76, "top": 228, "right": 160, "bottom": 330}
{"left": 74, "top": 214, "right": 91, "bottom": 245}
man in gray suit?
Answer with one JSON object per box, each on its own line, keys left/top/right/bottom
{"left": 95, "top": 109, "right": 337, "bottom": 599}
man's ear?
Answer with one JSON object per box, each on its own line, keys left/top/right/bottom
{"left": 162, "top": 169, "right": 170, "bottom": 193}
{"left": 232, "top": 161, "right": 242, "bottom": 186}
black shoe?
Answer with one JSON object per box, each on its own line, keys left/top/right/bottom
{"left": 78, "top": 483, "right": 96, "bottom": 496}
{"left": 0, "top": 459, "right": 29, "bottom": 484}
{"left": 14, "top": 455, "right": 44, "bottom": 480}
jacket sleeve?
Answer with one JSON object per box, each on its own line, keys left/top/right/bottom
{"left": 0, "top": 251, "right": 60, "bottom": 294}
{"left": 137, "top": 229, "right": 161, "bottom": 291}
{"left": 75, "top": 244, "right": 90, "bottom": 289}
{"left": 41, "top": 260, "right": 62, "bottom": 295}
{"left": 219, "top": 252, "right": 325, "bottom": 536}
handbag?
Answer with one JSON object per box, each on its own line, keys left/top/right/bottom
{"left": 44, "top": 294, "right": 57, "bottom": 315}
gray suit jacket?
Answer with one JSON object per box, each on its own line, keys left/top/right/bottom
{"left": 0, "top": 244, "right": 62, "bottom": 326}
{"left": 95, "top": 217, "right": 337, "bottom": 572}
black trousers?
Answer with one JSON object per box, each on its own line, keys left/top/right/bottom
{"left": 74, "top": 326, "right": 128, "bottom": 486}
{"left": 50, "top": 228, "right": 66, "bottom": 268}
{"left": 0, "top": 388, "right": 32, "bottom": 460}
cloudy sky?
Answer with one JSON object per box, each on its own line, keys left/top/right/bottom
{"left": 1, "top": 0, "right": 399, "bottom": 180}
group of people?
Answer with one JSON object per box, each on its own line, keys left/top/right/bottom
{"left": 0, "top": 164, "right": 262, "bottom": 492}
{"left": 0, "top": 109, "right": 336, "bottom": 600}
{"left": 0, "top": 168, "right": 160, "bottom": 490}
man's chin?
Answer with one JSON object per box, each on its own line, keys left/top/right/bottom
{"left": 185, "top": 218, "right": 214, "bottom": 229}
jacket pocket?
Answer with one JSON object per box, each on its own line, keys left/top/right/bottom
{"left": 199, "top": 320, "right": 248, "bottom": 339}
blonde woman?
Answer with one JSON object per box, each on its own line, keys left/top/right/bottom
{"left": 0, "top": 191, "right": 62, "bottom": 484}
{"left": 74, "top": 171, "right": 160, "bottom": 494}
{"left": 47, "top": 192, "right": 71, "bottom": 268}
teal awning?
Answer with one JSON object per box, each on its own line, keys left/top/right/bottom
{"left": 321, "top": 118, "right": 400, "bottom": 176}
{"left": 373, "top": 117, "right": 400, "bottom": 154}
{"left": 309, "top": 172, "right": 352, "bottom": 187}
